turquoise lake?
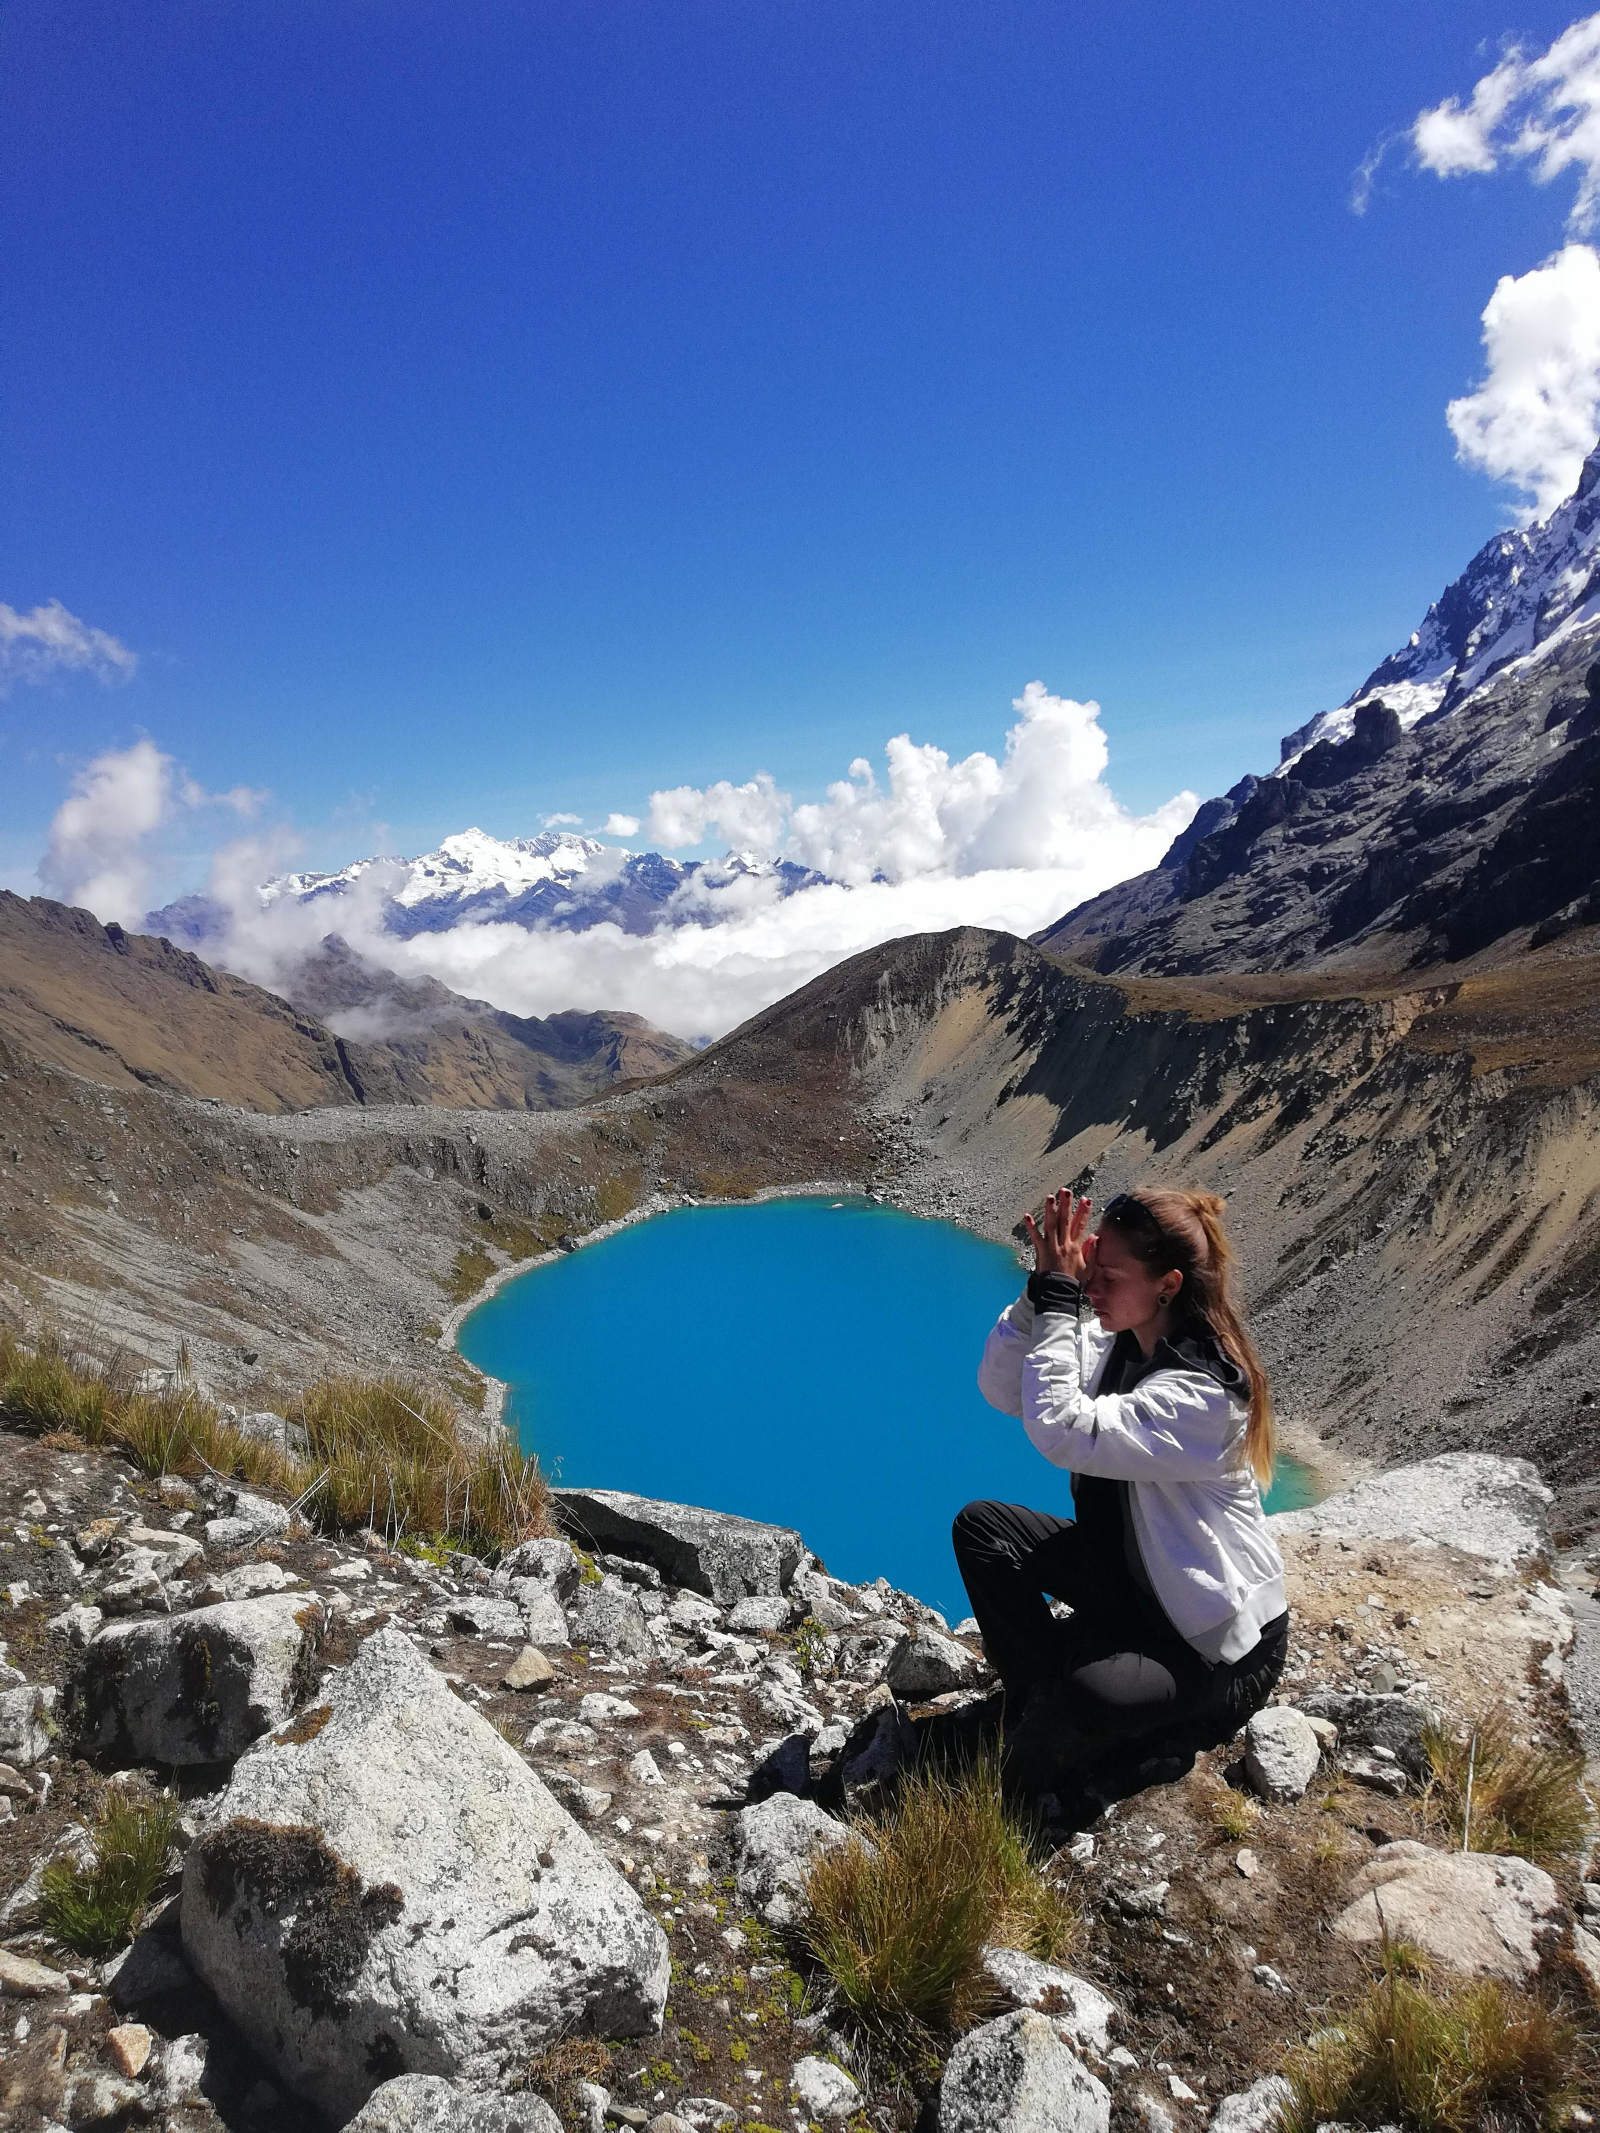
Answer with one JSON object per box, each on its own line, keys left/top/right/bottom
{"left": 457, "top": 1195, "right": 1317, "bottom": 1625}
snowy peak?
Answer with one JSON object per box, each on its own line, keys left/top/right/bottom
{"left": 1279, "top": 438, "right": 1600, "bottom": 765}
{"left": 152, "top": 825, "right": 829, "bottom": 951}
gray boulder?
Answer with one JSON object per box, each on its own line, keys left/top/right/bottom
{"left": 498, "top": 1539, "right": 580, "bottom": 1599}
{"left": 180, "top": 1626, "right": 668, "bottom": 2122}
{"left": 204, "top": 1488, "right": 293, "bottom": 1553}
{"left": 1332, "top": 1840, "right": 1561, "bottom": 1981}
{"left": 0, "top": 1684, "right": 56, "bottom": 1767}
{"left": 790, "top": 2056, "right": 862, "bottom": 2118}
{"left": 447, "top": 1599, "right": 526, "bottom": 1640}
{"left": 1207, "top": 2077, "right": 1293, "bottom": 2132}
{"left": 726, "top": 1595, "right": 795, "bottom": 1635}
{"left": 1244, "top": 1707, "right": 1321, "bottom": 1802}
{"left": 1296, "top": 1691, "right": 1433, "bottom": 1782}
{"left": 234, "top": 1410, "right": 310, "bottom": 1461}
{"left": 822, "top": 1701, "right": 917, "bottom": 1812}
{"left": 936, "top": 2009, "right": 1110, "bottom": 2133}
{"left": 733, "top": 1792, "right": 854, "bottom": 1927}
{"left": 565, "top": 1577, "right": 653, "bottom": 1658}
{"left": 552, "top": 1488, "right": 804, "bottom": 1604}
{"left": 345, "top": 2075, "right": 561, "bottom": 2132}
{"left": 71, "top": 1595, "right": 323, "bottom": 1766}
{"left": 885, "top": 1627, "right": 984, "bottom": 1701}
{"left": 978, "top": 1947, "right": 1115, "bottom": 2053}
{"left": 509, "top": 1581, "right": 571, "bottom": 1648}
{"left": 1270, "top": 1453, "right": 1551, "bottom": 1571}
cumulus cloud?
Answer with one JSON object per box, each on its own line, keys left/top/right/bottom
{"left": 1446, "top": 243, "right": 1600, "bottom": 515}
{"left": 382, "top": 853, "right": 1186, "bottom": 1040}
{"left": 37, "top": 738, "right": 266, "bottom": 926}
{"left": 163, "top": 683, "right": 1195, "bottom": 1039}
{"left": 542, "top": 811, "right": 583, "bottom": 828}
{"left": 600, "top": 812, "right": 641, "bottom": 837}
{"left": 1410, "top": 13, "right": 1600, "bottom": 230}
{"left": 644, "top": 773, "right": 788, "bottom": 854}
{"left": 1354, "top": 19, "right": 1600, "bottom": 517}
{"left": 0, "top": 599, "right": 137, "bottom": 695}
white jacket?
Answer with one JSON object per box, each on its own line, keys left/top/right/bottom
{"left": 978, "top": 1289, "right": 1286, "bottom": 1664}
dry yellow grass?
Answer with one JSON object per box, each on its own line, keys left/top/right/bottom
{"left": 1280, "top": 1944, "right": 1578, "bottom": 2133}
{"left": 799, "top": 1757, "right": 1078, "bottom": 2046}
{"left": 0, "top": 1325, "right": 549, "bottom": 1560}
{"left": 1422, "top": 1710, "right": 1591, "bottom": 1870}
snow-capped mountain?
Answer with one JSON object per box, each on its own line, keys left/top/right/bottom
{"left": 1279, "top": 440, "right": 1600, "bottom": 765}
{"left": 1039, "top": 440, "right": 1600, "bottom": 975}
{"left": 151, "top": 827, "right": 825, "bottom": 948}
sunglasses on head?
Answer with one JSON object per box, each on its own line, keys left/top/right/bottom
{"left": 1099, "top": 1192, "right": 1157, "bottom": 1228}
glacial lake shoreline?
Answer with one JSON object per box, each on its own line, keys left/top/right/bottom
{"left": 456, "top": 1192, "right": 1323, "bottom": 1624}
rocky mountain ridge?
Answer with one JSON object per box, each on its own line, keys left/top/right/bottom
{"left": 0, "top": 894, "right": 691, "bottom": 1115}
{"left": 0, "top": 1410, "right": 1592, "bottom": 2133}
{"left": 1041, "top": 445, "right": 1600, "bottom": 980}
{"left": 149, "top": 828, "right": 823, "bottom": 950}
{"left": 7, "top": 916, "right": 1600, "bottom": 1542}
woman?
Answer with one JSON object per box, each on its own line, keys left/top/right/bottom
{"left": 956, "top": 1186, "right": 1288, "bottom": 1797}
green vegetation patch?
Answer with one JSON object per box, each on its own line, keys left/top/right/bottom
{"left": 1423, "top": 1709, "right": 1590, "bottom": 1869}
{"left": 0, "top": 1325, "right": 551, "bottom": 1562}
{"left": 799, "top": 1755, "right": 1078, "bottom": 2047}
{"left": 1280, "top": 1944, "right": 1579, "bottom": 2133}
{"left": 40, "top": 1791, "right": 180, "bottom": 1957}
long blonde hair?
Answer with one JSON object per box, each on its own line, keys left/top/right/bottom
{"left": 1100, "top": 1187, "right": 1275, "bottom": 1484}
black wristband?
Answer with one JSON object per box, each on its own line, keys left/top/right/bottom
{"left": 1027, "top": 1270, "right": 1081, "bottom": 1315}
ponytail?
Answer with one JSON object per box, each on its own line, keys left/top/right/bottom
{"left": 1100, "top": 1187, "right": 1276, "bottom": 1485}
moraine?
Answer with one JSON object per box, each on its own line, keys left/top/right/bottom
{"left": 457, "top": 1195, "right": 1316, "bottom": 1624}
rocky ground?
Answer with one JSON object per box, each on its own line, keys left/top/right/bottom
{"left": 1, "top": 1416, "right": 1596, "bottom": 2133}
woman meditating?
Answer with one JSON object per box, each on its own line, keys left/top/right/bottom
{"left": 957, "top": 1186, "right": 1288, "bottom": 1797}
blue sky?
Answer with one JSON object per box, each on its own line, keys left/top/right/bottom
{"left": 2, "top": 1, "right": 1595, "bottom": 921}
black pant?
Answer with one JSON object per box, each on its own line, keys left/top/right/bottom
{"left": 952, "top": 1497, "right": 1287, "bottom": 1743}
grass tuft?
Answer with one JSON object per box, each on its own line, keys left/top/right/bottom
{"left": 1422, "top": 1708, "right": 1591, "bottom": 1869}
{"left": 1278, "top": 1942, "right": 1579, "bottom": 2133}
{"left": 1204, "top": 1780, "right": 1260, "bottom": 1843}
{"left": 799, "top": 1755, "right": 1078, "bottom": 2046}
{"left": 0, "top": 1326, "right": 550, "bottom": 1562}
{"left": 519, "top": 2033, "right": 613, "bottom": 2114}
{"left": 39, "top": 1791, "right": 181, "bottom": 1957}
{"left": 291, "top": 1372, "right": 548, "bottom": 1558}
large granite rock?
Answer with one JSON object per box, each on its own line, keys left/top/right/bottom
{"left": 732, "top": 1792, "right": 854, "bottom": 1928}
{"left": 1207, "top": 2077, "right": 1293, "bottom": 2132}
{"left": 885, "top": 1627, "right": 985, "bottom": 1701}
{"left": 0, "top": 1684, "right": 56, "bottom": 1768}
{"left": 978, "top": 1948, "right": 1115, "bottom": 2053}
{"left": 552, "top": 1489, "right": 804, "bottom": 1604}
{"left": 1270, "top": 1453, "right": 1552, "bottom": 1571}
{"left": 1332, "top": 1840, "right": 1561, "bottom": 1981}
{"left": 936, "top": 2009, "right": 1109, "bottom": 2133}
{"left": 345, "top": 2075, "right": 561, "bottom": 2132}
{"left": 1244, "top": 1707, "right": 1321, "bottom": 1802}
{"left": 565, "top": 1577, "right": 653, "bottom": 1658}
{"left": 70, "top": 1595, "right": 323, "bottom": 1766}
{"left": 180, "top": 1627, "right": 669, "bottom": 2122}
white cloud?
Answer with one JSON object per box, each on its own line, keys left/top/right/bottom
{"left": 542, "top": 811, "right": 583, "bottom": 827}
{"left": 165, "top": 682, "right": 1195, "bottom": 1039}
{"left": 37, "top": 738, "right": 267, "bottom": 926}
{"left": 1446, "top": 243, "right": 1600, "bottom": 515}
{"left": 601, "top": 812, "right": 640, "bottom": 837}
{"left": 0, "top": 599, "right": 137, "bottom": 695}
{"left": 644, "top": 774, "right": 789, "bottom": 854}
{"left": 379, "top": 850, "right": 1188, "bottom": 1040}
{"left": 634, "top": 683, "right": 1173, "bottom": 890}
{"left": 1411, "top": 13, "right": 1600, "bottom": 230}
